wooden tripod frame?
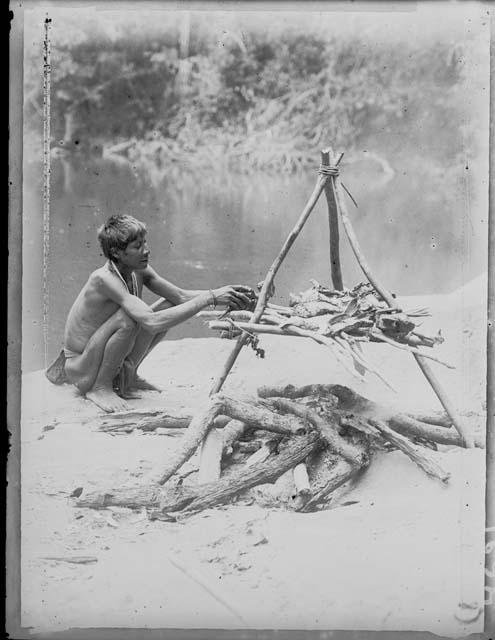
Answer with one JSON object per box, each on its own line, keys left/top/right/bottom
{"left": 206, "top": 147, "right": 474, "bottom": 449}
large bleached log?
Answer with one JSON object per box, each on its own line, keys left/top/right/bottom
{"left": 105, "top": 433, "right": 322, "bottom": 515}
{"left": 221, "top": 396, "right": 307, "bottom": 436}
{"left": 386, "top": 413, "right": 483, "bottom": 448}
{"left": 292, "top": 463, "right": 312, "bottom": 510}
{"left": 197, "top": 420, "right": 249, "bottom": 484}
{"left": 265, "top": 397, "right": 368, "bottom": 466}
{"left": 331, "top": 387, "right": 482, "bottom": 448}
{"left": 74, "top": 432, "right": 321, "bottom": 514}
{"left": 298, "top": 458, "right": 358, "bottom": 513}
{"left": 369, "top": 419, "right": 450, "bottom": 482}
{"left": 258, "top": 384, "right": 482, "bottom": 448}
{"left": 340, "top": 416, "right": 450, "bottom": 483}
{"left": 158, "top": 395, "right": 308, "bottom": 486}
{"left": 158, "top": 395, "right": 226, "bottom": 485}
{"left": 244, "top": 442, "right": 274, "bottom": 467}
{"left": 198, "top": 429, "right": 224, "bottom": 485}
{"left": 222, "top": 420, "right": 248, "bottom": 453}
{"left": 293, "top": 463, "right": 311, "bottom": 495}
{"left": 99, "top": 414, "right": 191, "bottom": 433}
{"left": 169, "top": 431, "right": 323, "bottom": 515}
{"left": 97, "top": 411, "right": 232, "bottom": 434}
{"left": 76, "top": 485, "right": 164, "bottom": 510}
{"left": 75, "top": 483, "right": 200, "bottom": 513}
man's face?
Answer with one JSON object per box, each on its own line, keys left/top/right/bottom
{"left": 116, "top": 233, "right": 150, "bottom": 270}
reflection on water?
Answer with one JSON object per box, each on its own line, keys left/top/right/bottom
{"left": 22, "top": 152, "right": 487, "bottom": 372}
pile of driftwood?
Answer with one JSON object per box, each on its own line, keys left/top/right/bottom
{"left": 75, "top": 383, "right": 481, "bottom": 519}
{"left": 203, "top": 280, "right": 450, "bottom": 390}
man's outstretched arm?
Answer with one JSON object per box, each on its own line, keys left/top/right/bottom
{"left": 142, "top": 265, "right": 254, "bottom": 310}
{"left": 98, "top": 270, "right": 252, "bottom": 335}
{"left": 141, "top": 266, "right": 197, "bottom": 304}
{"left": 142, "top": 265, "right": 253, "bottom": 306}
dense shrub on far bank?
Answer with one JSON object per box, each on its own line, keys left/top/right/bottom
{"left": 24, "top": 13, "right": 483, "bottom": 173}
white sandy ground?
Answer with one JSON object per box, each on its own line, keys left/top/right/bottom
{"left": 19, "top": 274, "right": 488, "bottom": 636}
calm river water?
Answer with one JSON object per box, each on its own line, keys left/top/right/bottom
{"left": 22, "top": 151, "right": 487, "bottom": 372}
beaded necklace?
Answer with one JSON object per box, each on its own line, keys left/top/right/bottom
{"left": 108, "top": 260, "right": 138, "bottom": 296}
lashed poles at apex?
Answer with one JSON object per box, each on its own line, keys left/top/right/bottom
{"left": 208, "top": 150, "right": 333, "bottom": 396}
{"left": 330, "top": 151, "right": 474, "bottom": 448}
{"left": 322, "top": 148, "right": 344, "bottom": 291}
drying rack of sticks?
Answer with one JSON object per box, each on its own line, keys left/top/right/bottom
{"left": 77, "top": 147, "right": 480, "bottom": 519}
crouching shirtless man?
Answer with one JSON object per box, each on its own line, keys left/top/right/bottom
{"left": 52, "top": 215, "right": 254, "bottom": 413}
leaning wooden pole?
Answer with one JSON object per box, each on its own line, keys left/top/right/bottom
{"left": 322, "top": 148, "right": 344, "bottom": 290}
{"left": 330, "top": 155, "right": 474, "bottom": 448}
{"left": 208, "top": 151, "right": 331, "bottom": 396}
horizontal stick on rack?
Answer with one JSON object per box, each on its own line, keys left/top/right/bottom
{"left": 210, "top": 318, "right": 399, "bottom": 387}
{"left": 370, "top": 330, "right": 455, "bottom": 369}
{"left": 198, "top": 310, "right": 254, "bottom": 321}
{"left": 209, "top": 320, "right": 367, "bottom": 382}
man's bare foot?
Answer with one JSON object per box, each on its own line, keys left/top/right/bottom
{"left": 86, "top": 387, "right": 131, "bottom": 413}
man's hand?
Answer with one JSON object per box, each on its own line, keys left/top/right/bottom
{"left": 213, "top": 285, "right": 256, "bottom": 310}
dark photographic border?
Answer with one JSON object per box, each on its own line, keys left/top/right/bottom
{"left": 7, "top": 2, "right": 495, "bottom": 638}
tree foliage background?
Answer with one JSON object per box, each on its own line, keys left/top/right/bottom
{"left": 23, "top": 8, "right": 488, "bottom": 175}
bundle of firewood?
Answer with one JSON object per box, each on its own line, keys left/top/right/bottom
{"left": 203, "top": 280, "right": 450, "bottom": 390}
{"left": 74, "top": 383, "right": 481, "bottom": 520}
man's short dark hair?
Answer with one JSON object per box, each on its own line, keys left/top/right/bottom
{"left": 97, "top": 215, "right": 147, "bottom": 260}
